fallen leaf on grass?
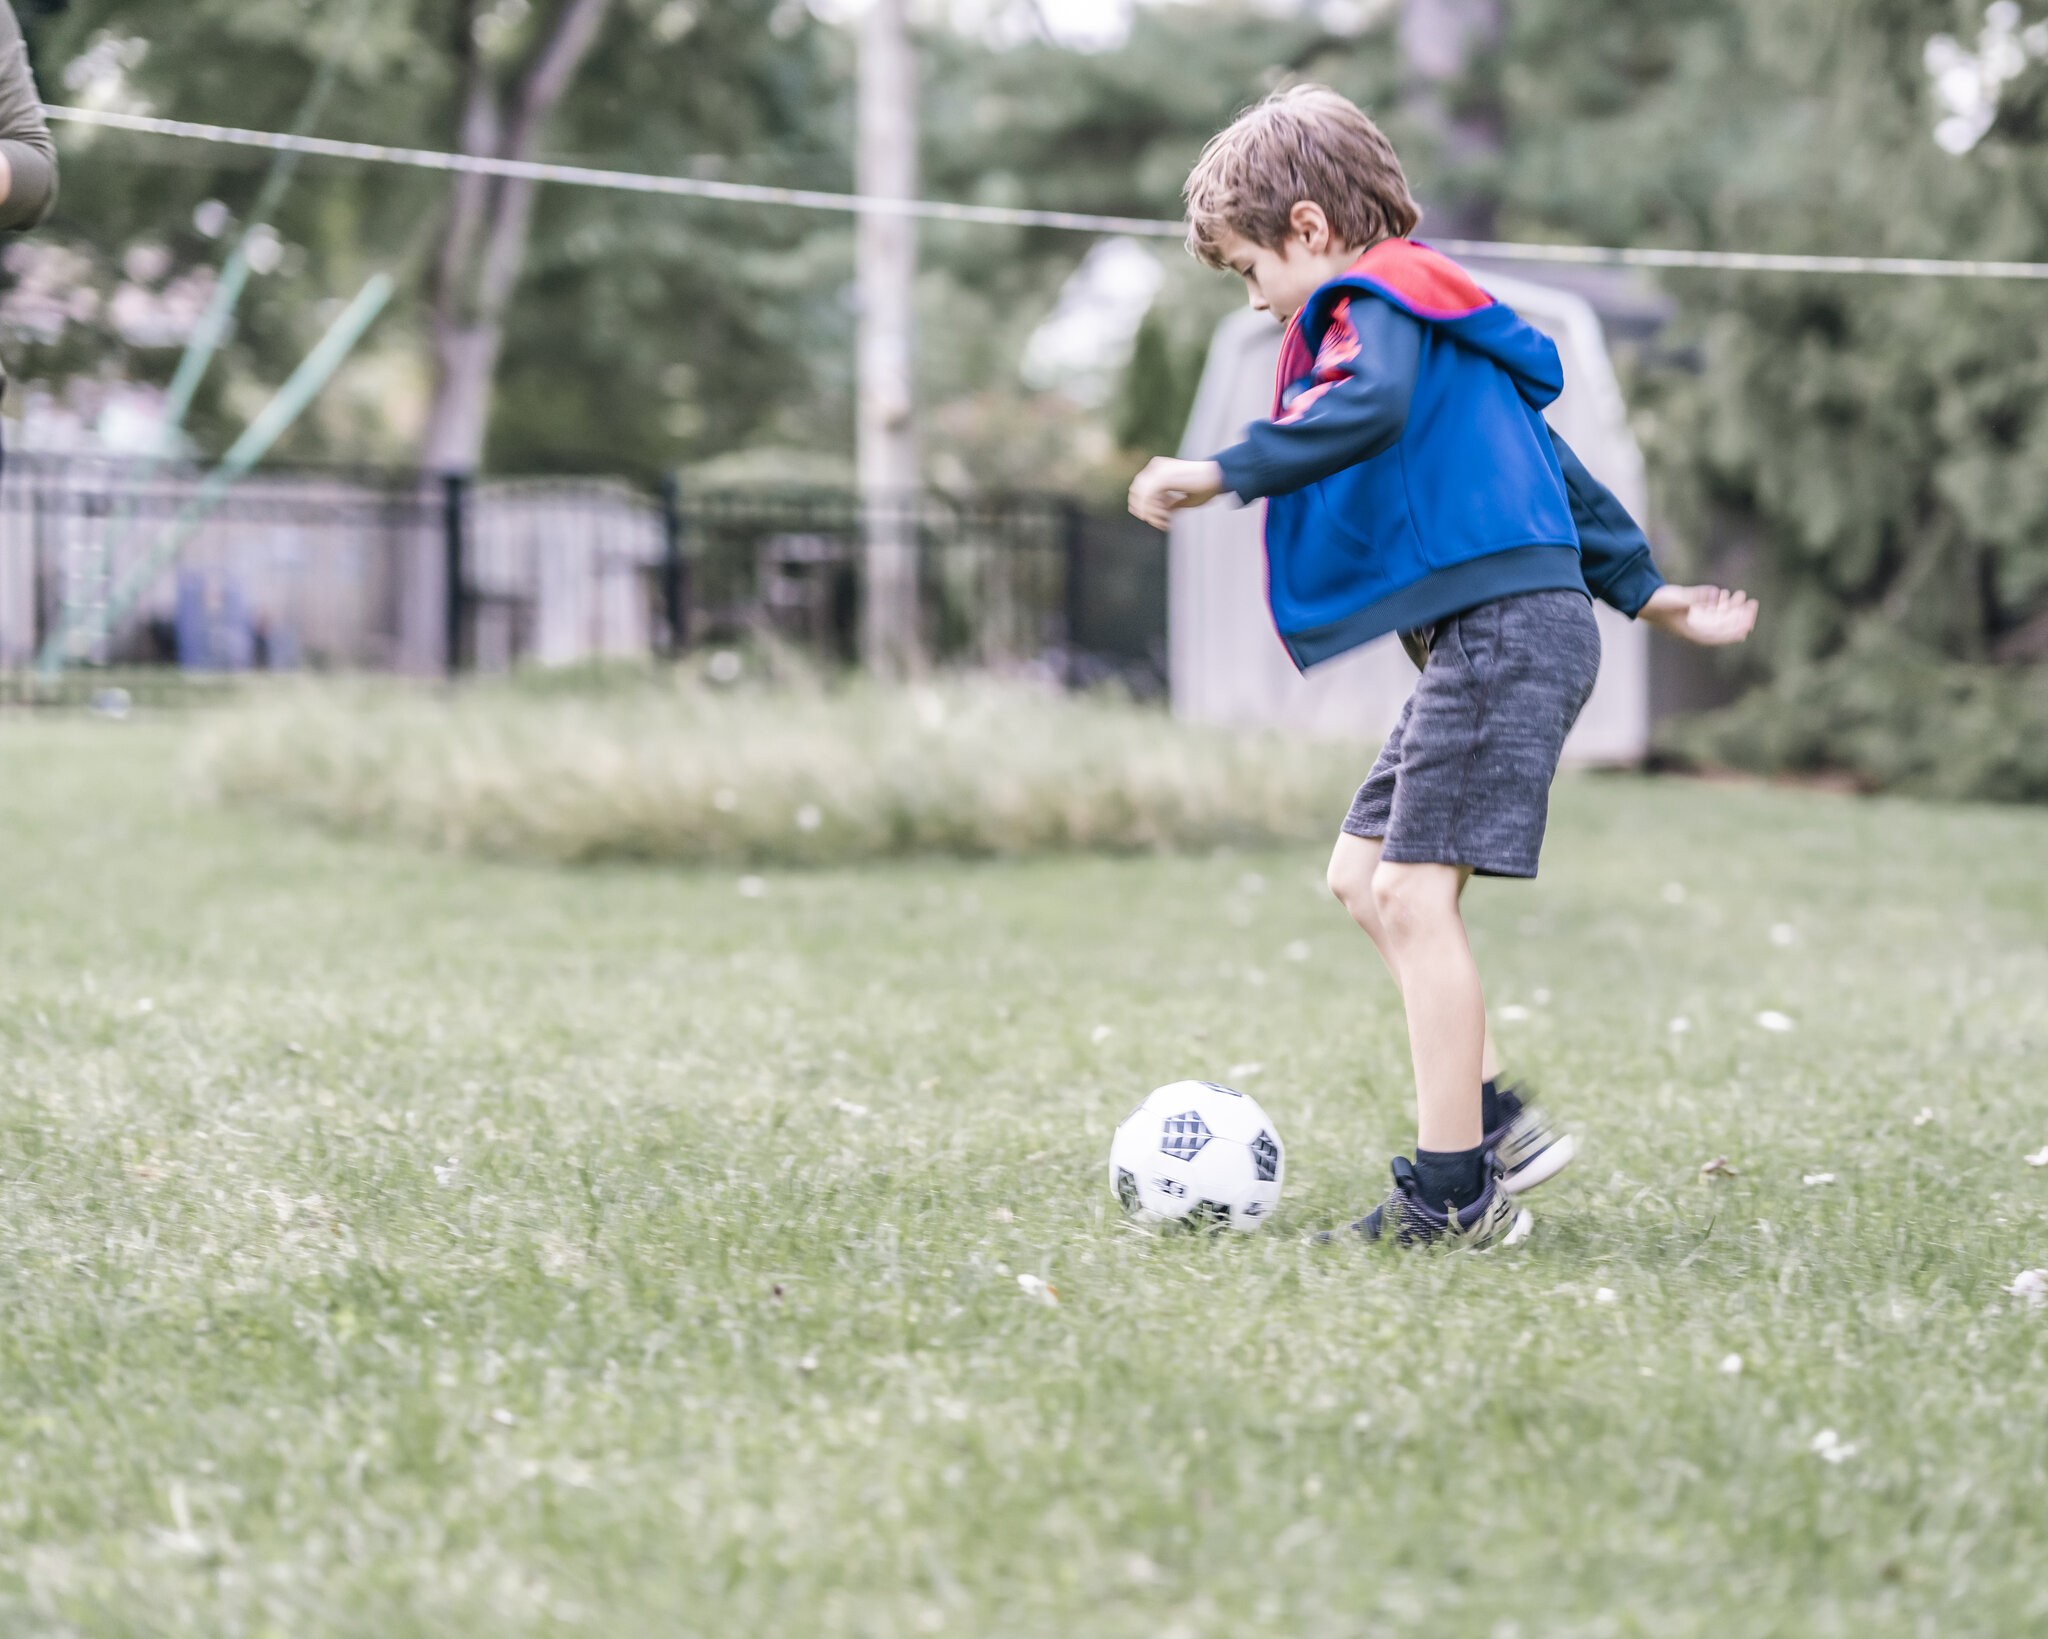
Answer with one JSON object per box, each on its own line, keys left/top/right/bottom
{"left": 1700, "top": 1156, "right": 1739, "bottom": 1178}
{"left": 2004, "top": 1269, "right": 2048, "bottom": 1309}
{"left": 1017, "top": 1273, "right": 1059, "bottom": 1307}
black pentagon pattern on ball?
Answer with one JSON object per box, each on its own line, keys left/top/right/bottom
{"left": 1199, "top": 1082, "right": 1244, "bottom": 1097}
{"left": 1251, "top": 1129, "right": 1280, "bottom": 1183}
{"left": 1115, "top": 1167, "right": 1140, "bottom": 1213}
{"left": 1185, "top": 1200, "right": 1232, "bottom": 1232}
{"left": 1159, "top": 1109, "right": 1212, "bottom": 1161}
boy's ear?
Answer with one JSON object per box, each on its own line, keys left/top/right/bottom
{"left": 1287, "top": 200, "right": 1333, "bottom": 254}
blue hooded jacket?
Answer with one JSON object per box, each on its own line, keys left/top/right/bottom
{"left": 1211, "top": 239, "right": 1664, "bottom": 671}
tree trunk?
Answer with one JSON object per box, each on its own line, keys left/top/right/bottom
{"left": 400, "top": 0, "right": 613, "bottom": 673}
{"left": 857, "top": 0, "right": 922, "bottom": 678}
{"left": 1398, "top": 0, "right": 1503, "bottom": 240}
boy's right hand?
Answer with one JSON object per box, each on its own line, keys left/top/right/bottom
{"left": 1128, "top": 457, "right": 1225, "bottom": 530}
{"left": 1639, "top": 583, "right": 1759, "bottom": 647}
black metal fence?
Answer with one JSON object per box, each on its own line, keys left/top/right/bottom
{"left": 0, "top": 453, "right": 1166, "bottom": 696}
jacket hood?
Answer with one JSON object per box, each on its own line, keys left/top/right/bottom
{"left": 1282, "top": 238, "right": 1564, "bottom": 414}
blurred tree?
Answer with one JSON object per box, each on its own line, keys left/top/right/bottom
{"left": 1498, "top": 0, "right": 2048, "bottom": 675}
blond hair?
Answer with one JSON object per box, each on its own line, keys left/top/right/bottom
{"left": 1184, "top": 85, "right": 1421, "bottom": 270}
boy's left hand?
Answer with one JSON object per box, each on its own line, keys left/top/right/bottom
{"left": 1128, "top": 458, "right": 1225, "bottom": 530}
{"left": 1639, "top": 583, "right": 1760, "bottom": 647}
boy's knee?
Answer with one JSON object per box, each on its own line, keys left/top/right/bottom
{"left": 1369, "top": 863, "right": 1456, "bottom": 943}
{"left": 1327, "top": 852, "right": 1375, "bottom": 921}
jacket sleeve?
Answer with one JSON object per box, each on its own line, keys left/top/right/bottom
{"left": 0, "top": 5, "right": 55, "bottom": 232}
{"left": 1209, "top": 299, "right": 1422, "bottom": 502}
{"left": 1549, "top": 427, "right": 1664, "bottom": 617}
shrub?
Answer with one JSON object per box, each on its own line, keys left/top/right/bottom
{"left": 1658, "top": 634, "right": 2048, "bottom": 803}
{"left": 196, "top": 672, "right": 1361, "bottom": 867}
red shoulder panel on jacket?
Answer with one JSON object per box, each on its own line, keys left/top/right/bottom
{"left": 1349, "top": 239, "right": 1493, "bottom": 320}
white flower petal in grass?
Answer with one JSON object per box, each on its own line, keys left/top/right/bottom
{"left": 1661, "top": 882, "right": 1687, "bottom": 904}
{"left": 135, "top": 997, "right": 155, "bottom": 1015}
{"left": 1913, "top": 1108, "right": 1936, "bottom": 1127}
{"left": 1227, "top": 1062, "right": 1264, "bottom": 1080}
{"left": 1594, "top": 1287, "right": 1618, "bottom": 1305}
{"left": 1498, "top": 1005, "right": 1531, "bottom": 1023}
{"left": 2004, "top": 1269, "right": 2048, "bottom": 1309}
{"left": 1284, "top": 940, "right": 1312, "bottom": 963}
{"left": 1769, "top": 923, "right": 1797, "bottom": 947}
{"left": 799, "top": 1352, "right": 819, "bottom": 1372}
{"left": 829, "top": 1098, "right": 869, "bottom": 1118}
{"left": 1016, "top": 1273, "right": 1059, "bottom": 1307}
{"left": 737, "top": 875, "right": 767, "bottom": 899}
{"left": 795, "top": 804, "right": 822, "bottom": 833}
{"left": 1803, "top": 1172, "right": 1836, "bottom": 1187}
{"left": 1089, "top": 1024, "right": 1114, "bottom": 1045}
{"left": 490, "top": 1408, "right": 516, "bottom": 1427}
{"left": 432, "top": 1156, "right": 461, "bottom": 1187}
{"left": 2025, "top": 1145, "right": 2048, "bottom": 1168}
{"left": 1669, "top": 1016, "right": 1692, "bottom": 1035}
{"left": 1719, "top": 1353, "right": 1744, "bottom": 1375}
{"left": 1809, "top": 1428, "right": 1858, "bottom": 1464}
{"left": 1755, "top": 1010, "right": 1795, "bottom": 1033}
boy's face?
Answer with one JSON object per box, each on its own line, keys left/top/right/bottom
{"left": 1215, "top": 213, "right": 1362, "bottom": 326}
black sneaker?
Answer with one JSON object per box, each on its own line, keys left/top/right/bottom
{"left": 1322, "top": 1154, "right": 1531, "bottom": 1249}
{"left": 1486, "top": 1084, "right": 1578, "bottom": 1197}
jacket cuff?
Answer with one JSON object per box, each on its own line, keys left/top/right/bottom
{"left": 1600, "top": 553, "right": 1665, "bottom": 618}
{"left": 0, "top": 140, "right": 55, "bottom": 231}
{"left": 1212, "top": 442, "right": 1268, "bottom": 503}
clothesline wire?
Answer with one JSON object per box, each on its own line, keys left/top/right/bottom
{"left": 42, "top": 104, "right": 2048, "bottom": 283}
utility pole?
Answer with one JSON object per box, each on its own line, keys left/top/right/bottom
{"left": 1398, "top": 0, "right": 1503, "bottom": 240}
{"left": 856, "top": 0, "right": 922, "bottom": 677}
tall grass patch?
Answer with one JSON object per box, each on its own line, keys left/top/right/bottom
{"left": 195, "top": 673, "right": 1361, "bottom": 865}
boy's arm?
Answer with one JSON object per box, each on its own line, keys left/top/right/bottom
{"left": 1548, "top": 427, "right": 1663, "bottom": 617}
{"left": 1211, "top": 300, "right": 1423, "bottom": 502}
{"left": 1551, "top": 427, "right": 1759, "bottom": 645}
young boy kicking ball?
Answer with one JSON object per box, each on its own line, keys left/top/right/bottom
{"left": 1130, "top": 86, "right": 1758, "bottom": 1247}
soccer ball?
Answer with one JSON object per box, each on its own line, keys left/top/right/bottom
{"left": 1108, "top": 1080, "right": 1284, "bottom": 1232}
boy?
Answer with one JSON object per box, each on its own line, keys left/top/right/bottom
{"left": 1129, "top": 86, "right": 1756, "bottom": 1248}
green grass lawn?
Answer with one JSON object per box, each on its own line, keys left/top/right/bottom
{"left": 4, "top": 715, "right": 2047, "bottom": 1638}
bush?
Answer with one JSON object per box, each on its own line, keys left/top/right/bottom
{"left": 195, "top": 672, "right": 1362, "bottom": 867}
{"left": 1658, "top": 634, "right": 2048, "bottom": 803}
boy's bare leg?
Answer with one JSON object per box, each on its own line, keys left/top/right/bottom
{"left": 1328, "top": 834, "right": 1501, "bottom": 1090}
{"left": 1367, "top": 860, "right": 1486, "bottom": 1153}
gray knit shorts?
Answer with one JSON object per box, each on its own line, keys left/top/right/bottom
{"left": 1342, "top": 590, "right": 1602, "bottom": 879}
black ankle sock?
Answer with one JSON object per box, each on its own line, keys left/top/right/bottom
{"left": 1481, "top": 1078, "right": 1517, "bottom": 1135}
{"left": 1414, "top": 1145, "right": 1486, "bottom": 1214}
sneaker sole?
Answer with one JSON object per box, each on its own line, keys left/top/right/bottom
{"left": 1502, "top": 1132, "right": 1577, "bottom": 1196}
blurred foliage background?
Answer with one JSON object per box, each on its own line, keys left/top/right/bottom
{"left": 6, "top": 0, "right": 2048, "bottom": 793}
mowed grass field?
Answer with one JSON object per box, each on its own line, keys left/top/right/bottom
{"left": 4, "top": 714, "right": 2047, "bottom": 1638}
